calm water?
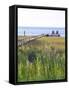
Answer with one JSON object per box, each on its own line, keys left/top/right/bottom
{"left": 18, "top": 27, "right": 65, "bottom": 37}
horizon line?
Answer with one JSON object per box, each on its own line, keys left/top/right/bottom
{"left": 18, "top": 26, "right": 65, "bottom": 28}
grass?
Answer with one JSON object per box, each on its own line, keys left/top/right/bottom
{"left": 17, "top": 36, "right": 65, "bottom": 82}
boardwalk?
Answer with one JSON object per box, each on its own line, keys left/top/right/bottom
{"left": 18, "top": 35, "right": 45, "bottom": 46}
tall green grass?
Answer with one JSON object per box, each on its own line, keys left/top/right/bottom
{"left": 17, "top": 37, "right": 65, "bottom": 82}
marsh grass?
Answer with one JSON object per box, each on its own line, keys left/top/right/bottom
{"left": 18, "top": 37, "right": 65, "bottom": 82}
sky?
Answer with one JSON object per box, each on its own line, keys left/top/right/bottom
{"left": 18, "top": 8, "right": 65, "bottom": 27}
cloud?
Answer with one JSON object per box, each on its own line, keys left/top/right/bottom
{"left": 18, "top": 8, "right": 65, "bottom": 27}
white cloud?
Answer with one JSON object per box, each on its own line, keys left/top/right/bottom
{"left": 18, "top": 8, "right": 65, "bottom": 27}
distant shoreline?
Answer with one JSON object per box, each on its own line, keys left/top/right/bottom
{"left": 18, "top": 27, "right": 65, "bottom": 37}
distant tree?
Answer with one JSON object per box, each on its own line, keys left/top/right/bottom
{"left": 56, "top": 31, "right": 59, "bottom": 35}
{"left": 52, "top": 31, "right": 55, "bottom": 34}
{"left": 46, "top": 34, "right": 49, "bottom": 36}
{"left": 58, "top": 34, "right": 60, "bottom": 37}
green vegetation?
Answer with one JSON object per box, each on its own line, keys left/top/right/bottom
{"left": 18, "top": 37, "right": 65, "bottom": 82}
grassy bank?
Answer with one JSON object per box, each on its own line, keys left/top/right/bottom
{"left": 17, "top": 37, "right": 65, "bottom": 82}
